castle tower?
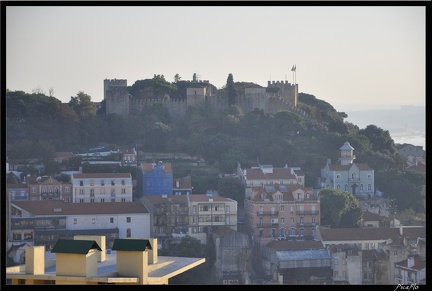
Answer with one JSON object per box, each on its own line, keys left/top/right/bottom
{"left": 104, "top": 79, "right": 130, "bottom": 117}
{"left": 186, "top": 87, "right": 206, "bottom": 108}
{"left": 267, "top": 80, "right": 298, "bottom": 107}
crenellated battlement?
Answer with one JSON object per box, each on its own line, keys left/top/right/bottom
{"left": 104, "top": 76, "right": 302, "bottom": 119}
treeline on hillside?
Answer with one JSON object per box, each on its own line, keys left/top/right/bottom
{"left": 5, "top": 77, "right": 425, "bottom": 215}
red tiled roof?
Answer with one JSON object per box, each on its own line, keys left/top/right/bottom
{"left": 173, "top": 176, "right": 192, "bottom": 189}
{"left": 250, "top": 184, "right": 315, "bottom": 202}
{"left": 72, "top": 173, "right": 131, "bottom": 179}
{"left": 245, "top": 168, "right": 298, "bottom": 180}
{"left": 319, "top": 226, "right": 425, "bottom": 242}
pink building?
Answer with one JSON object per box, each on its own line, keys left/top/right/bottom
{"left": 244, "top": 183, "right": 320, "bottom": 250}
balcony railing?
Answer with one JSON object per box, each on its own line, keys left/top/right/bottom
{"left": 296, "top": 211, "right": 319, "bottom": 215}
{"left": 256, "top": 223, "right": 279, "bottom": 227}
{"left": 256, "top": 211, "right": 279, "bottom": 216}
{"left": 297, "top": 222, "right": 316, "bottom": 227}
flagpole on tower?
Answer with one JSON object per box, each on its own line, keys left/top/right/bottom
{"left": 291, "top": 64, "right": 296, "bottom": 85}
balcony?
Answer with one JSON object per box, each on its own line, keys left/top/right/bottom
{"left": 297, "top": 222, "right": 316, "bottom": 227}
{"left": 296, "top": 211, "right": 319, "bottom": 215}
{"left": 256, "top": 223, "right": 279, "bottom": 228}
{"left": 256, "top": 211, "right": 279, "bottom": 216}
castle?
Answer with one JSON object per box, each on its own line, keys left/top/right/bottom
{"left": 104, "top": 76, "right": 308, "bottom": 120}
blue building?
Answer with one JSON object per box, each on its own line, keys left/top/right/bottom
{"left": 139, "top": 162, "right": 173, "bottom": 196}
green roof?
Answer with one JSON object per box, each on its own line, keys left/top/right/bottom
{"left": 51, "top": 239, "right": 102, "bottom": 254}
{"left": 112, "top": 239, "right": 152, "bottom": 251}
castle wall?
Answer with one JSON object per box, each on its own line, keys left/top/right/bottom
{"left": 104, "top": 79, "right": 306, "bottom": 121}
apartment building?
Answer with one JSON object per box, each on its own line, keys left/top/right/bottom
{"left": 71, "top": 172, "right": 133, "bottom": 203}
{"left": 7, "top": 199, "right": 150, "bottom": 265}
{"left": 237, "top": 162, "right": 305, "bottom": 187}
{"left": 244, "top": 183, "right": 320, "bottom": 250}
{"left": 141, "top": 194, "right": 189, "bottom": 248}
{"left": 138, "top": 161, "right": 173, "bottom": 196}
{"left": 394, "top": 255, "right": 426, "bottom": 285}
{"left": 188, "top": 193, "right": 238, "bottom": 244}
{"left": 316, "top": 225, "right": 426, "bottom": 284}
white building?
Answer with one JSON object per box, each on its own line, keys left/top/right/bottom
{"left": 8, "top": 200, "right": 150, "bottom": 264}
{"left": 319, "top": 141, "right": 374, "bottom": 198}
{"left": 71, "top": 173, "right": 133, "bottom": 203}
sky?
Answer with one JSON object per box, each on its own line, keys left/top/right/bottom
{"left": 5, "top": 5, "right": 426, "bottom": 113}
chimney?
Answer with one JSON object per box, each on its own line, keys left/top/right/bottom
{"left": 26, "top": 246, "right": 45, "bottom": 275}
{"left": 176, "top": 180, "right": 180, "bottom": 188}
{"left": 399, "top": 225, "right": 403, "bottom": 235}
{"left": 407, "top": 256, "right": 415, "bottom": 268}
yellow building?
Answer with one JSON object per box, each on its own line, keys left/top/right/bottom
{"left": 6, "top": 236, "right": 205, "bottom": 285}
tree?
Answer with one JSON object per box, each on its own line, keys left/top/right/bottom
{"left": 318, "top": 188, "right": 362, "bottom": 228}
{"left": 69, "top": 91, "right": 96, "bottom": 117}
{"left": 226, "top": 73, "right": 237, "bottom": 106}
{"left": 218, "top": 177, "right": 245, "bottom": 207}
{"left": 174, "top": 73, "right": 181, "bottom": 83}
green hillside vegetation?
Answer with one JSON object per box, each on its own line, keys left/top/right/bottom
{"left": 5, "top": 77, "right": 425, "bottom": 222}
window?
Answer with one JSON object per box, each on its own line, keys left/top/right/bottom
{"left": 79, "top": 199, "right": 84, "bottom": 203}
{"left": 300, "top": 217, "right": 304, "bottom": 224}
{"left": 100, "top": 198, "right": 105, "bottom": 202}
{"left": 334, "top": 271, "right": 338, "bottom": 277}
{"left": 121, "top": 180, "right": 125, "bottom": 186}
{"left": 334, "top": 258, "right": 338, "bottom": 265}
{"left": 90, "top": 180, "right": 94, "bottom": 186}
{"left": 368, "top": 174, "right": 372, "bottom": 178}
{"left": 337, "top": 184, "right": 340, "bottom": 190}
{"left": 360, "top": 184, "right": 364, "bottom": 191}
{"left": 394, "top": 250, "right": 397, "bottom": 255}
{"left": 111, "top": 180, "right": 115, "bottom": 186}
{"left": 110, "top": 217, "right": 114, "bottom": 223}
{"left": 281, "top": 218, "right": 285, "bottom": 224}
{"left": 300, "top": 229, "right": 304, "bottom": 236}
{"left": 342, "top": 271, "right": 346, "bottom": 278}
{"left": 121, "top": 198, "right": 126, "bottom": 202}
{"left": 100, "top": 188, "right": 105, "bottom": 195}
{"left": 90, "top": 189, "right": 95, "bottom": 196}
{"left": 290, "top": 206, "right": 294, "bottom": 214}
{"left": 32, "top": 187, "right": 36, "bottom": 193}
{"left": 80, "top": 181, "right": 84, "bottom": 186}
{"left": 79, "top": 189, "right": 84, "bottom": 195}
{"left": 101, "top": 180, "right": 105, "bottom": 186}
{"left": 121, "top": 188, "right": 126, "bottom": 194}
{"left": 290, "top": 217, "right": 295, "bottom": 224}
{"left": 111, "top": 198, "right": 115, "bottom": 202}
{"left": 345, "top": 184, "right": 348, "bottom": 191}
{"left": 73, "top": 218, "right": 77, "bottom": 224}
{"left": 336, "top": 174, "right": 341, "bottom": 179}
{"left": 90, "top": 198, "right": 94, "bottom": 203}
{"left": 92, "top": 218, "right": 96, "bottom": 224}
{"left": 66, "top": 187, "right": 70, "bottom": 193}
{"left": 259, "top": 218, "right": 263, "bottom": 225}
{"left": 127, "top": 228, "right": 131, "bottom": 238}
{"left": 127, "top": 217, "right": 131, "bottom": 223}
{"left": 368, "top": 184, "right": 372, "bottom": 191}
{"left": 280, "top": 205, "right": 285, "bottom": 211}
{"left": 342, "top": 259, "right": 346, "bottom": 265}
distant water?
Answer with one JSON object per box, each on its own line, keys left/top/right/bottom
{"left": 343, "top": 105, "right": 425, "bottom": 150}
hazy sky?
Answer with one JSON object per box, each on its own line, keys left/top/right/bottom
{"left": 6, "top": 5, "right": 426, "bottom": 112}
